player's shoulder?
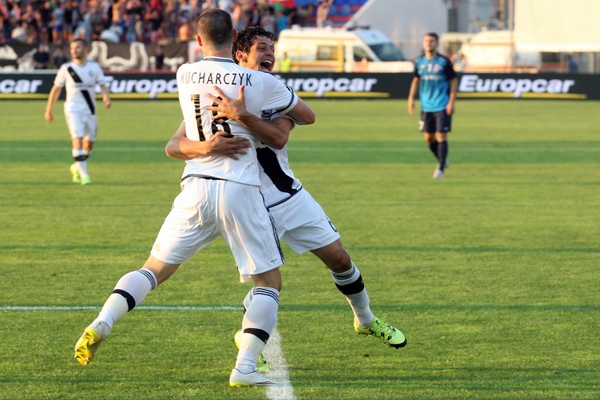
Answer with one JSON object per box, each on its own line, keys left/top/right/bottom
{"left": 436, "top": 54, "right": 452, "bottom": 65}
{"left": 81, "top": 60, "right": 101, "bottom": 69}
{"left": 415, "top": 54, "right": 427, "bottom": 63}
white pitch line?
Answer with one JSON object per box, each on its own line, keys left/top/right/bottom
{"left": 263, "top": 328, "right": 296, "bottom": 400}
{"left": 0, "top": 305, "right": 242, "bottom": 311}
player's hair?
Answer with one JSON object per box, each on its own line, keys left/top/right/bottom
{"left": 425, "top": 32, "right": 439, "bottom": 41}
{"left": 71, "top": 38, "right": 88, "bottom": 46}
{"left": 232, "top": 26, "right": 275, "bottom": 64}
{"left": 196, "top": 8, "right": 233, "bottom": 49}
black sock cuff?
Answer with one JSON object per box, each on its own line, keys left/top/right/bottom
{"left": 335, "top": 274, "right": 365, "bottom": 295}
{"left": 244, "top": 328, "right": 270, "bottom": 344}
{"left": 113, "top": 289, "right": 136, "bottom": 311}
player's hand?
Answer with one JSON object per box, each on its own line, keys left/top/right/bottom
{"left": 104, "top": 97, "right": 112, "bottom": 109}
{"left": 206, "top": 85, "right": 248, "bottom": 121}
{"left": 207, "top": 130, "right": 250, "bottom": 160}
{"left": 407, "top": 101, "right": 414, "bottom": 115}
{"left": 446, "top": 102, "right": 454, "bottom": 116}
{"left": 44, "top": 110, "right": 53, "bottom": 123}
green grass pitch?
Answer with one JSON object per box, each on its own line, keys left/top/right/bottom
{"left": 0, "top": 99, "right": 599, "bottom": 399}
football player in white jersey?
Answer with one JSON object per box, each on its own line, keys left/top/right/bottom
{"left": 73, "top": 9, "right": 315, "bottom": 388}
{"left": 166, "top": 26, "right": 407, "bottom": 364}
{"left": 45, "top": 38, "right": 111, "bottom": 185}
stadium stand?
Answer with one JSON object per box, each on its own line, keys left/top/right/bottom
{"left": 0, "top": 0, "right": 369, "bottom": 46}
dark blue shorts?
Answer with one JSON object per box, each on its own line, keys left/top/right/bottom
{"left": 419, "top": 110, "right": 451, "bottom": 134}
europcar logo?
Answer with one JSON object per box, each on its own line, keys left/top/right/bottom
{"left": 276, "top": 76, "right": 387, "bottom": 98}
{"left": 458, "top": 74, "right": 585, "bottom": 99}
{"left": 102, "top": 76, "right": 178, "bottom": 99}
{"left": 0, "top": 78, "right": 44, "bottom": 94}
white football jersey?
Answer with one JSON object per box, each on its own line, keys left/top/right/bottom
{"left": 54, "top": 60, "right": 106, "bottom": 115}
{"left": 177, "top": 57, "right": 298, "bottom": 186}
{"left": 257, "top": 109, "right": 302, "bottom": 208}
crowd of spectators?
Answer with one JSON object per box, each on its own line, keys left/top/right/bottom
{"left": 0, "top": 0, "right": 325, "bottom": 47}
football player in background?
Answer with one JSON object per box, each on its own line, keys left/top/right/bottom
{"left": 45, "top": 38, "right": 111, "bottom": 185}
{"left": 408, "top": 32, "right": 458, "bottom": 178}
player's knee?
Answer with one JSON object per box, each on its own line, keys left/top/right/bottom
{"left": 324, "top": 247, "right": 352, "bottom": 273}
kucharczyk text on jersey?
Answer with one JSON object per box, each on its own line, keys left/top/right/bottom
{"left": 178, "top": 71, "right": 253, "bottom": 86}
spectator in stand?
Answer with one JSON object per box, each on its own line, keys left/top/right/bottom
{"left": 134, "top": 13, "right": 145, "bottom": 42}
{"left": 75, "top": 3, "right": 93, "bottom": 43}
{"left": 154, "top": 44, "right": 164, "bottom": 69}
{"left": 69, "top": 1, "right": 81, "bottom": 40}
{"left": 227, "top": 0, "right": 243, "bottom": 30}
{"left": 165, "top": 4, "right": 178, "bottom": 42}
{"left": 260, "top": 6, "right": 275, "bottom": 34}
{"left": 39, "top": 25, "right": 51, "bottom": 43}
{"left": 179, "top": 0, "right": 194, "bottom": 21}
{"left": 52, "top": 45, "right": 69, "bottom": 68}
{"left": 297, "top": 4, "right": 313, "bottom": 27}
{"left": 101, "top": 21, "right": 122, "bottom": 42}
{"left": 273, "top": 3, "right": 287, "bottom": 39}
{"left": 33, "top": 43, "right": 51, "bottom": 69}
{"left": 287, "top": 7, "right": 300, "bottom": 27}
{"left": 52, "top": 2, "right": 65, "bottom": 44}
{"left": 316, "top": 0, "right": 333, "bottom": 28}
{"left": 201, "top": 0, "right": 218, "bottom": 11}
{"left": 177, "top": 18, "right": 193, "bottom": 42}
{"left": 40, "top": 1, "right": 54, "bottom": 34}
{"left": 247, "top": 6, "right": 262, "bottom": 28}
{"left": 26, "top": 19, "right": 39, "bottom": 43}
{"left": 63, "top": 2, "right": 73, "bottom": 41}
{"left": 146, "top": 8, "right": 162, "bottom": 35}
{"left": 9, "top": 2, "right": 22, "bottom": 25}
{"left": 122, "top": 13, "right": 136, "bottom": 42}
{"left": 12, "top": 20, "right": 30, "bottom": 43}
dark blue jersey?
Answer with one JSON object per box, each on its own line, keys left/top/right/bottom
{"left": 413, "top": 54, "right": 456, "bottom": 112}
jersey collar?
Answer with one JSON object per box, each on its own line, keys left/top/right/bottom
{"left": 202, "top": 57, "right": 235, "bottom": 63}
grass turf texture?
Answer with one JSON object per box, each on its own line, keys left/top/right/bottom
{"left": 1, "top": 99, "right": 599, "bottom": 399}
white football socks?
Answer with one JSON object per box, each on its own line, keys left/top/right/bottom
{"left": 72, "top": 149, "right": 89, "bottom": 178}
{"left": 331, "top": 262, "right": 375, "bottom": 327}
{"left": 93, "top": 268, "right": 157, "bottom": 331}
{"left": 235, "top": 287, "right": 279, "bottom": 374}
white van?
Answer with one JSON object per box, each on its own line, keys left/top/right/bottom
{"left": 445, "top": 30, "right": 541, "bottom": 73}
{"left": 275, "top": 26, "right": 413, "bottom": 73}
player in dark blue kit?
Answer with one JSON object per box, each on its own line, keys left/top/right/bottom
{"left": 408, "top": 32, "right": 458, "bottom": 178}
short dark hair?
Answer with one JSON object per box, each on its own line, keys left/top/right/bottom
{"left": 71, "top": 38, "right": 87, "bottom": 46}
{"left": 425, "top": 32, "right": 439, "bottom": 41}
{"left": 196, "top": 8, "right": 233, "bottom": 49}
{"left": 232, "top": 26, "right": 275, "bottom": 63}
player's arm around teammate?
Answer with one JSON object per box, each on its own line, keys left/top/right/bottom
{"left": 166, "top": 123, "right": 251, "bottom": 160}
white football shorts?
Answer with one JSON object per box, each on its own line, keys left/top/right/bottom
{"left": 150, "top": 177, "right": 284, "bottom": 282}
{"left": 269, "top": 189, "right": 340, "bottom": 254}
{"left": 65, "top": 113, "right": 98, "bottom": 141}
